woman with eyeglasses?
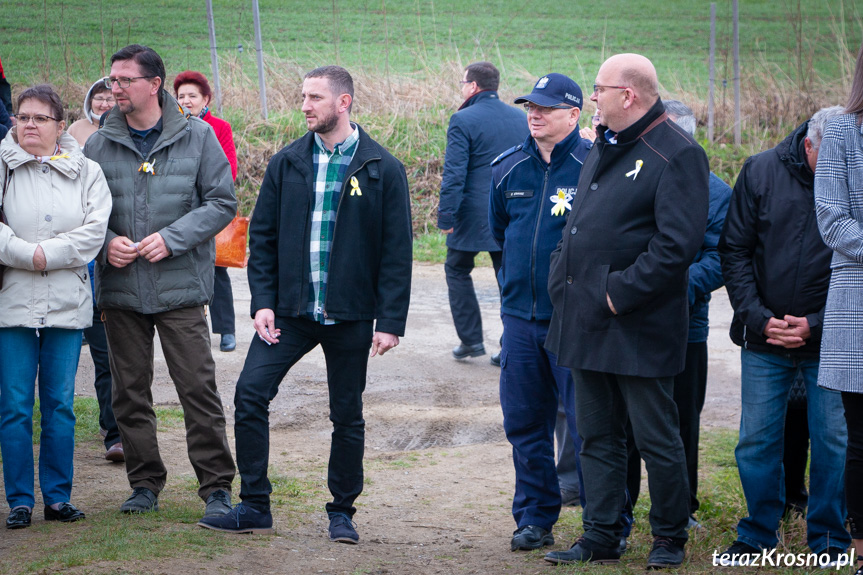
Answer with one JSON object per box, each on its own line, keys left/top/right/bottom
{"left": 67, "top": 79, "right": 117, "bottom": 147}
{"left": 0, "top": 84, "right": 111, "bottom": 529}
{"left": 173, "top": 70, "right": 239, "bottom": 353}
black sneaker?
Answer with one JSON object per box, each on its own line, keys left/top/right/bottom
{"left": 328, "top": 512, "right": 359, "bottom": 544}
{"left": 120, "top": 487, "right": 159, "bottom": 513}
{"left": 198, "top": 502, "right": 274, "bottom": 534}
{"left": 511, "top": 525, "right": 554, "bottom": 551}
{"left": 646, "top": 536, "right": 686, "bottom": 569}
{"left": 544, "top": 536, "right": 621, "bottom": 565}
{"left": 452, "top": 342, "right": 485, "bottom": 360}
{"left": 717, "top": 540, "right": 762, "bottom": 566}
{"left": 6, "top": 507, "right": 31, "bottom": 529}
{"left": 203, "top": 489, "right": 232, "bottom": 517}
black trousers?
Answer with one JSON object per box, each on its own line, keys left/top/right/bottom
{"left": 234, "top": 316, "right": 373, "bottom": 517}
{"left": 842, "top": 391, "right": 863, "bottom": 539}
{"left": 210, "top": 266, "right": 236, "bottom": 335}
{"left": 572, "top": 368, "right": 690, "bottom": 548}
{"left": 444, "top": 248, "right": 502, "bottom": 346}
{"left": 82, "top": 306, "right": 120, "bottom": 449}
{"left": 673, "top": 341, "right": 708, "bottom": 515}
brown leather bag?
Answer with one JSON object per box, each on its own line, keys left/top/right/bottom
{"left": 214, "top": 214, "right": 249, "bottom": 268}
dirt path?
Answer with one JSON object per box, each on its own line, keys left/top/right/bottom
{"left": 1, "top": 263, "right": 743, "bottom": 574}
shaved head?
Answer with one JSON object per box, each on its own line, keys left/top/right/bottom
{"left": 591, "top": 53, "right": 660, "bottom": 132}
{"left": 602, "top": 53, "right": 659, "bottom": 102}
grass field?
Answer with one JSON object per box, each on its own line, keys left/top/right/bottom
{"left": 3, "top": 0, "right": 860, "bottom": 94}
{"left": 2, "top": 1, "right": 861, "bottom": 234}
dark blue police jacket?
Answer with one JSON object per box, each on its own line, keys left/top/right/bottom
{"left": 438, "top": 91, "right": 528, "bottom": 252}
{"left": 489, "top": 128, "right": 592, "bottom": 321}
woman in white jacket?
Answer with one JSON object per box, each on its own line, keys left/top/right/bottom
{"left": 0, "top": 85, "right": 111, "bottom": 529}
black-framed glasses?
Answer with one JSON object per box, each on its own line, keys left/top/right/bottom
{"left": 593, "top": 84, "right": 628, "bottom": 94}
{"left": 523, "top": 103, "right": 574, "bottom": 114}
{"left": 458, "top": 80, "right": 474, "bottom": 85}
{"left": 13, "top": 114, "right": 60, "bottom": 126}
{"left": 104, "top": 76, "right": 155, "bottom": 89}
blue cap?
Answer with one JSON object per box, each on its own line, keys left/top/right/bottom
{"left": 514, "top": 73, "right": 583, "bottom": 109}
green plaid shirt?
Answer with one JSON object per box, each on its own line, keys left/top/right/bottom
{"left": 307, "top": 125, "right": 359, "bottom": 324}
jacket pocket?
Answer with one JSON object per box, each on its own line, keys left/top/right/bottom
{"left": 575, "top": 264, "right": 614, "bottom": 332}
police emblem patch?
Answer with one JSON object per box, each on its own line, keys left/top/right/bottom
{"left": 536, "top": 76, "right": 550, "bottom": 89}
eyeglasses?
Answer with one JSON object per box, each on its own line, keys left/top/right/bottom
{"left": 523, "top": 103, "right": 574, "bottom": 114}
{"left": 593, "top": 84, "right": 628, "bottom": 94}
{"left": 13, "top": 114, "right": 59, "bottom": 126}
{"left": 93, "top": 96, "right": 116, "bottom": 103}
{"left": 104, "top": 76, "right": 155, "bottom": 89}
{"left": 459, "top": 80, "right": 474, "bottom": 85}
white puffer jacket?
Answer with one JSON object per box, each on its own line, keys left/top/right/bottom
{"left": 0, "top": 131, "right": 111, "bottom": 329}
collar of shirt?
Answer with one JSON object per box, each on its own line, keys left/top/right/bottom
{"left": 314, "top": 122, "right": 359, "bottom": 157}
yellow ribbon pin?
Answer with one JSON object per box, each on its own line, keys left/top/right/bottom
{"left": 138, "top": 160, "right": 157, "bottom": 175}
{"left": 625, "top": 159, "right": 643, "bottom": 180}
{"left": 49, "top": 153, "right": 70, "bottom": 161}
{"left": 550, "top": 190, "right": 572, "bottom": 216}
{"left": 349, "top": 176, "right": 362, "bottom": 196}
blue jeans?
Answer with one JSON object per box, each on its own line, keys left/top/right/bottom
{"left": 499, "top": 314, "right": 578, "bottom": 531}
{"left": 736, "top": 349, "right": 849, "bottom": 552}
{"left": 0, "top": 327, "right": 82, "bottom": 509}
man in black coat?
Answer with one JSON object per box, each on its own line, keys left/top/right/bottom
{"left": 198, "top": 66, "right": 413, "bottom": 542}
{"left": 716, "top": 106, "right": 849, "bottom": 565}
{"left": 544, "top": 53, "right": 709, "bottom": 569}
{"left": 438, "top": 61, "right": 528, "bottom": 364}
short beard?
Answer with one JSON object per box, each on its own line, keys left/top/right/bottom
{"left": 117, "top": 100, "right": 135, "bottom": 115}
{"left": 307, "top": 107, "right": 339, "bottom": 135}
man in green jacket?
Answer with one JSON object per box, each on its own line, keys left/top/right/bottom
{"left": 84, "top": 44, "right": 237, "bottom": 520}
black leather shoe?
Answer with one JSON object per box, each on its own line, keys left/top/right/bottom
{"left": 220, "top": 334, "right": 236, "bottom": 352}
{"left": 452, "top": 342, "right": 485, "bottom": 359}
{"left": 490, "top": 352, "right": 501, "bottom": 367}
{"left": 6, "top": 507, "right": 32, "bottom": 529}
{"left": 45, "top": 502, "right": 86, "bottom": 523}
{"left": 511, "top": 525, "right": 554, "bottom": 551}
{"left": 544, "top": 536, "right": 621, "bottom": 565}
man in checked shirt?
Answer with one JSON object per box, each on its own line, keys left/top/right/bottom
{"left": 198, "top": 66, "right": 413, "bottom": 541}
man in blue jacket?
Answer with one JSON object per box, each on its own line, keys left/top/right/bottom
{"left": 198, "top": 66, "right": 413, "bottom": 542}
{"left": 489, "top": 73, "right": 591, "bottom": 553}
{"left": 438, "top": 62, "right": 528, "bottom": 364}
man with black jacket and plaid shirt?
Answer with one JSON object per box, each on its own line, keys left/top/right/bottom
{"left": 198, "top": 66, "right": 413, "bottom": 542}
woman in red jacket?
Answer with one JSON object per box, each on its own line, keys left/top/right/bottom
{"left": 174, "top": 71, "right": 238, "bottom": 352}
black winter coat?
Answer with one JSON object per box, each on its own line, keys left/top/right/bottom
{"left": 247, "top": 125, "right": 413, "bottom": 336}
{"left": 718, "top": 121, "right": 831, "bottom": 359}
{"left": 545, "top": 99, "right": 709, "bottom": 377}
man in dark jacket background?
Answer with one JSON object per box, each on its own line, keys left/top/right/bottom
{"left": 438, "top": 61, "right": 527, "bottom": 365}
{"left": 488, "top": 73, "right": 591, "bottom": 554}
{"left": 85, "top": 45, "right": 237, "bottom": 521}
{"left": 717, "top": 105, "right": 849, "bottom": 564}
{"left": 544, "top": 54, "right": 709, "bottom": 569}
{"left": 199, "top": 66, "right": 413, "bottom": 542}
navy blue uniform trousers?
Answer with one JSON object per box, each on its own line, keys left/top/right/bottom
{"left": 500, "top": 313, "right": 578, "bottom": 531}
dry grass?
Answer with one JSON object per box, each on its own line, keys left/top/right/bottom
{"left": 35, "top": 32, "right": 861, "bottom": 230}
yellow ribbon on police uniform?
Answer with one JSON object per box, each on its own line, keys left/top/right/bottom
{"left": 550, "top": 190, "right": 572, "bottom": 216}
{"left": 350, "top": 176, "right": 362, "bottom": 196}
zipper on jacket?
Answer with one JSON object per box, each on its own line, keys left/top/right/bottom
{"left": 530, "top": 169, "right": 550, "bottom": 319}
{"left": 321, "top": 158, "right": 376, "bottom": 319}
